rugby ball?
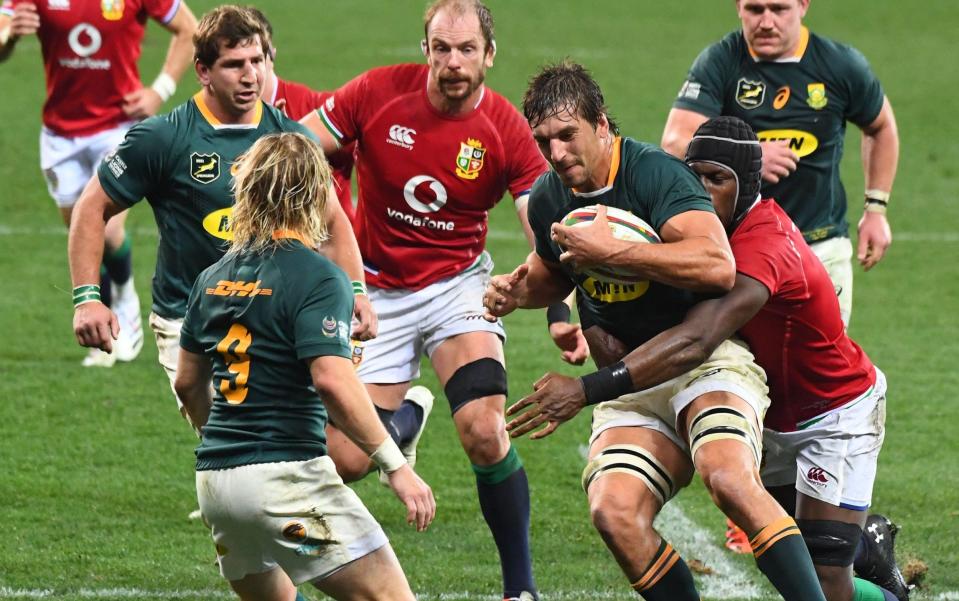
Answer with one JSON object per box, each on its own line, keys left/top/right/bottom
{"left": 559, "top": 205, "right": 660, "bottom": 285}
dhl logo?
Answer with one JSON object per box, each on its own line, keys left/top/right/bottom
{"left": 202, "top": 207, "right": 234, "bottom": 240}
{"left": 206, "top": 280, "right": 273, "bottom": 297}
{"left": 756, "top": 129, "right": 819, "bottom": 158}
{"left": 580, "top": 277, "right": 649, "bottom": 303}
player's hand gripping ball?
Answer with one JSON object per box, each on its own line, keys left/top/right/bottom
{"left": 558, "top": 205, "right": 660, "bottom": 284}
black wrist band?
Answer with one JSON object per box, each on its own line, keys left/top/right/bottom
{"left": 546, "top": 302, "right": 571, "bottom": 325}
{"left": 580, "top": 361, "right": 634, "bottom": 406}
{"left": 865, "top": 197, "right": 889, "bottom": 207}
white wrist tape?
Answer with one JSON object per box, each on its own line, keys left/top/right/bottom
{"left": 150, "top": 72, "right": 177, "bottom": 103}
{"left": 370, "top": 437, "right": 406, "bottom": 474}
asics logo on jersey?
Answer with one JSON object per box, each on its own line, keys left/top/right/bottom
{"left": 387, "top": 125, "right": 417, "bottom": 150}
{"left": 806, "top": 467, "right": 829, "bottom": 484}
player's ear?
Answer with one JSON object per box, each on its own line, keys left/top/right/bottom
{"left": 485, "top": 39, "right": 496, "bottom": 68}
{"left": 421, "top": 39, "right": 429, "bottom": 57}
{"left": 194, "top": 59, "right": 210, "bottom": 86}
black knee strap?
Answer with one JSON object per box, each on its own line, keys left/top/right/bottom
{"left": 444, "top": 358, "right": 507, "bottom": 414}
{"left": 796, "top": 519, "right": 862, "bottom": 567}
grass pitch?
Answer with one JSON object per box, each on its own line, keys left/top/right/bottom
{"left": 1, "top": 2, "right": 956, "bottom": 599}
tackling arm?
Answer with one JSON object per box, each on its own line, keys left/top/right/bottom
{"left": 299, "top": 110, "right": 342, "bottom": 156}
{"left": 661, "top": 108, "right": 708, "bottom": 159}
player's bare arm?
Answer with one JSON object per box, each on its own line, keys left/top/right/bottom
{"left": 309, "top": 355, "right": 435, "bottom": 532}
{"left": 174, "top": 349, "right": 213, "bottom": 428}
{"left": 552, "top": 205, "right": 736, "bottom": 293}
{"left": 484, "top": 252, "right": 573, "bottom": 321}
{"left": 69, "top": 174, "right": 125, "bottom": 352}
{"left": 122, "top": 2, "right": 198, "bottom": 119}
{"left": 857, "top": 96, "right": 899, "bottom": 270}
{"left": 315, "top": 189, "right": 377, "bottom": 340}
{"left": 507, "top": 273, "right": 769, "bottom": 439}
{"left": 0, "top": 2, "right": 39, "bottom": 61}
{"left": 660, "top": 107, "right": 709, "bottom": 159}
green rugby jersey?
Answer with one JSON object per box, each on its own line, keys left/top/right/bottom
{"left": 180, "top": 235, "right": 354, "bottom": 471}
{"left": 528, "top": 137, "right": 715, "bottom": 348}
{"left": 98, "top": 93, "right": 316, "bottom": 319}
{"left": 673, "top": 27, "right": 884, "bottom": 242}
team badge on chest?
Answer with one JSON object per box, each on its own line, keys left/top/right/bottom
{"left": 735, "top": 78, "right": 766, "bottom": 110}
{"left": 806, "top": 83, "right": 828, "bottom": 110}
{"left": 455, "top": 138, "right": 486, "bottom": 180}
{"left": 101, "top": 0, "right": 123, "bottom": 21}
{"left": 191, "top": 152, "right": 221, "bottom": 184}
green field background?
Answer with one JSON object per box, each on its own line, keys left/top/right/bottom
{"left": 1, "top": 2, "right": 956, "bottom": 599}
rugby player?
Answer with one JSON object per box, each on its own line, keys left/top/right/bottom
{"left": 175, "top": 131, "right": 434, "bottom": 601}
{"left": 0, "top": 0, "right": 196, "bottom": 366}
{"left": 68, "top": 6, "right": 371, "bottom": 424}
{"left": 661, "top": 0, "right": 899, "bottom": 327}
{"left": 485, "top": 62, "right": 827, "bottom": 601}
{"left": 299, "top": 1, "right": 549, "bottom": 598}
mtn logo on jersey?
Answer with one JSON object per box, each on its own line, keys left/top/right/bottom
{"left": 806, "top": 83, "right": 828, "bottom": 110}
{"left": 455, "top": 138, "right": 486, "bottom": 180}
{"left": 101, "top": 0, "right": 123, "bottom": 20}
{"left": 191, "top": 152, "right": 221, "bottom": 184}
{"left": 736, "top": 78, "right": 766, "bottom": 110}
{"left": 387, "top": 124, "right": 416, "bottom": 150}
{"left": 757, "top": 129, "right": 819, "bottom": 158}
{"left": 202, "top": 207, "right": 233, "bottom": 241}
{"left": 579, "top": 277, "right": 649, "bottom": 303}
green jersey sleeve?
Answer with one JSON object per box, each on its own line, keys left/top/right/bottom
{"left": 291, "top": 265, "right": 354, "bottom": 361}
{"left": 672, "top": 39, "right": 734, "bottom": 117}
{"left": 97, "top": 116, "right": 174, "bottom": 208}
{"left": 838, "top": 45, "right": 885, "bottom": 127}
{"left": 179, "top": 270, "right": 207, "bottom": 354}
{"left": 527, "top": 175, "right": 563, "bottom": 264}
{"left": 630, "top": 150, "right": 715, "bottom": 231}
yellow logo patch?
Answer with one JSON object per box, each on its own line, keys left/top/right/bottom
{"left": 806, "top": 83, "right": 827, "bottom": 110}
{"left": 101, "top": 0, "right": 123, "bottom": 21}
{"left": 757, "top": 129, "right": 819, "bottom": 158}
{"left": 580, "top": 277, "right": 649, "bottom": 303}
{"left": 455, "top": 138, "right": 486, "bottom": 180}
{"left": 202, "top": 207, "right": 234, "bottom": 240}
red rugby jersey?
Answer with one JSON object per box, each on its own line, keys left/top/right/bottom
{"left": 271, "top": 77, "right": 355, "bottom": 222}
{"left": 317, "top": 63, "right": 547, "bottom": 290}
{"left": 732, "top": 199, "right": 876, "bottom": 432}
{"left": 2, "top": 0, "right": 180, "bottom": 137}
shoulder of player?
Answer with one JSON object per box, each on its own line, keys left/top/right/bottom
{"left": 731, "top": 200, "right": 792, "bottom": 244}
{"left": 806, "top": 30, "right": 872, "bottom": 71}
{"left": 361, "top": 63, "right": 427, "bottom": 93}
{"left": 620, "top": 138, "right": 690, "bottom": 174}
{"left": 695, "top": 30, "right": 746, "bottom": 64}
{"left": 527, "top": 171, "right": 566, "bottom": 221}
{"left": 273, "top": 245, "right": 350, "bottom": 291}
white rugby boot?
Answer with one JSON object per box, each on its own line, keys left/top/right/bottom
{"left": 82, "top": 347, "right": 116, "bottom": 368}
{"left": 379, "top": 385, "right": 434, "bottom": 485}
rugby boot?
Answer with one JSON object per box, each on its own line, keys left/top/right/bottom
{"left": 82, "top": 347, "right": 116, "bottom": 368}
{"left": 724, "top": 517, "right": 752, "bottom": 554}
{"left": 112, "top": 280, "right": 144, "bottom": 362}
{"left": 855, "top": 514, "right": 910, "bottom": 601}
{"left": 504, "top": 592, "right": 536, "bottom": 601}
{"left": 379, "top": 386, "right": 434, "bottom": 486}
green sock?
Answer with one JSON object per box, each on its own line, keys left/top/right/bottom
{"left": 631, "top": 539, "right": 699, "bottom": 601}
{"left": 854, "top": 578, "right": 895, "bottom": 601}
{"left": 751, "top": 517, "right": 826, "bottom": 601}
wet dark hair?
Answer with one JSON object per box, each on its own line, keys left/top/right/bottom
{"left": 193, "top": 5, "right": 266, "bottom": 68}
{"left": 522, "top": 60, "right": 619, "bottom": 134}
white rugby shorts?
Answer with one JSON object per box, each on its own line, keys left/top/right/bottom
{"left": 810, "top": 236, "right": 854, "bottom": 327}
{"left": 761, "top": 368, "right": 887, "bottom": 510}
{"left": 357, "top": 252, "right": 505, "bottom": 384}
{"left": 149, "top": 311, "right": 186, "bottom": 411}
{"left": 39, "top": 123, "right": 133, "bottom": 207}
{"left": 589, "top": 338, "right": 770, "bottom": 456}
{"left": 196, "top": 456, "right": 389, "bottom": 584}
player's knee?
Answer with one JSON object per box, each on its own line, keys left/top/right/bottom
{"left": 796, "top": 519, "right": 861, "bottom": 569}
{"left": 444, "top": 357, "right": 507, "bottom": 415}
{"left": 459, "top": 412, "right": 508, "bottom": 464}
{"left": 698, "top": 460, "right": 761, "bottom": 514}
{"left": 588, "top": 487, "right": 655, "bottom": 541}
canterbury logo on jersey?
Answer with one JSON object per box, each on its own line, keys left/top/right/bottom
{"left": 206, "top": 280, "right": 273, "bottom": 297}
{"left": 756, "top": 129, "right": 819, "bottom": 158}
{"left": 387, "top": 124, "right": 417, "bottom": 150}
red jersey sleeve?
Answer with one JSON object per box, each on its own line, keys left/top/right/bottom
{"left": 317, "top": 70, "right": 372, "bottom": 146}
{"left": 731, "top": 217, "right": 790, "bottom": 297}
{"left": 503, "top": 110, "right": 548, "bottom": 200}
{"left": 142, "top": 0, "right": 180, "bottom": 24}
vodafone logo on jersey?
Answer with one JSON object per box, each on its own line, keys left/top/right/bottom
{"left": 61, "top": 23, "right": 110, "bottom": 70}
{"left": 387, "top": 124, "right": 417, "bottom": 150}
{"left": 387, "top": 175, "right": 454, "bottom": 231}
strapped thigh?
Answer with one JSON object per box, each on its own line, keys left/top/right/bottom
{"left": 582, "top": 444, "right": 677, "bottom": 505}
{"left": 687, "top": 405, "right": 762, "bottom": 465}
